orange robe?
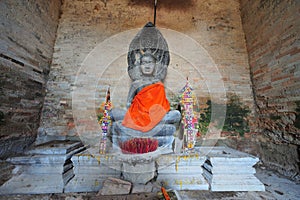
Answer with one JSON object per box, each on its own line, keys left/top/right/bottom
{"left": 122, "top": 82, "right": 170, "bottom": 132}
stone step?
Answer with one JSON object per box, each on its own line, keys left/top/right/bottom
{"left": 1, "top": 146, "right": 266, "bottom": 194}
{"left": 156, "top": 153, "right": 206, "bottom": 169}
{"left": 157, "top": 174, "right": 209, "bottom": 190}
{"left": 202, "top": 163, "right": 256, "bottom": 174}
{"left": 158, "top": 164, "right": 204, "bottom": 174}
{"left": 122, "top": 161, "right": 155, "bottom": 184}
{"left": 204, "top": 146, "right": 259, "bottom": 166}
{"left": 25, "top": 140, "right": 84, "bottom": 155}
{"left": 207, "top": 157, "right": 258, "bottom": 166}
{"left": 7, "top": 145, "right": 87, "bottom": 165}
{"left": 11, "top": 160, "right": 73, "bottom": 175}
{"left": 203, "top": 170, "right": 262, "bottom": 183}
{"left": 71, "top": 150, "right": 122, "bottom": 167}
{"left": 7, "top": 154, "right": 66, "bottom": 164}
{"left": 200, "top": 146, "right": 264, "bottom": 192}
{"left": 12, "top": 164, "right": 64, "bottom": 174}
{"left": 71, "top": 152, "right": 122, "bottom": 173}
{"left": 73, "top": 166, "right": 121, "bottom": 175}
{"left": 64, "top": 174, "right": 120, "bottom": 193}
{"left": 0, "top": 141, "right": 87, "bottom": 194}
{"left": 0, "top": 174, "right": 64, "bottom": 194}
{"left": 202, "top": 169, "right": 265, "bottom": 191}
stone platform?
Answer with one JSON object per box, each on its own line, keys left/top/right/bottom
{"left": 64, "top": 150, "right": 122, "bottom": 193}
{"left": 0, "top": 145, "right": 265, "bottom": 194}
{"left": 55, "top": 146, "right": 266, "bottom": 193}
{"left": 0, "top": 140, "right": 86, "bottom": 194}
{"left": 156, "top": 152, "right": 209, "bottom": 190}
{"left": 202, "top": 146, "right": 265, "bottom": 191}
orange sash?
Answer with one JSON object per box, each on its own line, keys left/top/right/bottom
{"left": 122, "top": 82, "right": 170, "bottom": 132}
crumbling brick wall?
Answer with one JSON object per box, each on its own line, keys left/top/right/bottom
{"left": 0, "top": 0, "right": 62, "bottom": 158}
{"left": 240, "top": 0, "right": 300, "bottom": 179}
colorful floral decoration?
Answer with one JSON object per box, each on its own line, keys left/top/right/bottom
{"left": 179, "top": 77, "right": 199, "bottom": 151}
{"left": 98, "top": 86, "right": 112, "bottom": 154}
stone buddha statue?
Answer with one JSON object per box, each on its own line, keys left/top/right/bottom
{"left": 111, "top": 22, "right": 181, "bottom": 151}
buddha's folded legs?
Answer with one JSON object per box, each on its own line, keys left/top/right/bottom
{"left": 110, "top": 108, "right": 181, "bottom": 125}
{"left": 112, "top": 121, "right": 176, "bottom": 148}
{"left": 161, "top": 110, "right": 181, "bottom": 124}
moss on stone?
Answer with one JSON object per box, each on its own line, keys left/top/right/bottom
{"left": 198, "top": 94, "right": 250, "bottom": 136}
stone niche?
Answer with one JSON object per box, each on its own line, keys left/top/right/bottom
{"left": 37, "top": 0, "right": 254, "bottom": 146}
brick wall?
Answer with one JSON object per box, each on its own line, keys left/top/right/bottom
{"left": 0, "top": 0, "right": 61, "bottom": 158}
{"left": 36, "top": 0, "right": 254, "bottom": 144}
{"left": 240, "top": 0, "right": 300, "bottom": 179}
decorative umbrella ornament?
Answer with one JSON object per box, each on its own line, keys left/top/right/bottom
{"left": 179, "top": 77, "right": 199, "bottom": 151}
{"left": 98, "top": 86, "right": 112, "bottom": 154}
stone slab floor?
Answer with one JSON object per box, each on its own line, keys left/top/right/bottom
{"left": 0, "top": 166, "right": 299, "bottom": 200}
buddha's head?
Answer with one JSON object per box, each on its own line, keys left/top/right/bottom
{"left": 140, "top": 53, "right": 156, "bottom": 76}
{"left": 127, "top": 22, "right": 170, "bottom": 82}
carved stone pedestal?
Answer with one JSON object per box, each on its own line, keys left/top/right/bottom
{"left": 156, "top": 150, "right": 209, "bottom": 190}
{"left": 122, "top": 161, "right": 155, "bottom": 184}
{"left": 65, "top": 149, "right": 122, "bottom": 193}
{"left": 202, "top": 146, "right": 265, "bottom": 191}
{"left": 0, "top": 140, "right": 85, "bottom": 194}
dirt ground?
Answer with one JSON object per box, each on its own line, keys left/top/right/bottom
{"left": 0, "top": 166, "right": 299, "bottom": 200}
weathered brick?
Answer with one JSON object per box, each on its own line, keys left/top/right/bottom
{"left": 0, "top": 0, "right": 61, "bottom": 157}
{"left": 241, "top": 0, "right": 300, "bottom": 180}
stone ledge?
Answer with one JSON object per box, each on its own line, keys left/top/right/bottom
{"left": 0, "top": 146, "right": 265, "bottom": 194}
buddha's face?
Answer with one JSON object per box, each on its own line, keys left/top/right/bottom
{"left": 140, "top": 55, "right": 156, "bottom": 76}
